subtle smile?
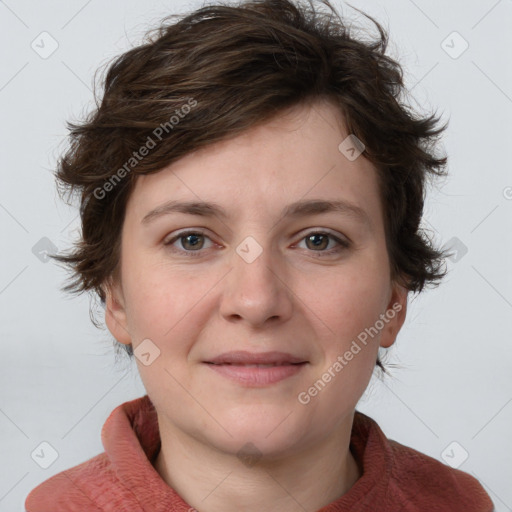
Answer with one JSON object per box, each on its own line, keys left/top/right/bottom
{"left": 203, "top": 351, "right": 308, "bottom": 387}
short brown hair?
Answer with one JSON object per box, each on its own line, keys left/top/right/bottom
{"left": 52, "top": 0, "right": 449, "bottom": 370}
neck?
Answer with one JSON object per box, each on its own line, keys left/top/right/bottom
{"left": 153, "top": 414, "right": 361, "bottom": 512}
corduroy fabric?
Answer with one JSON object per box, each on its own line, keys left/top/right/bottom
{"left": 25, "top": 395, "right": 494, "bottom": 512}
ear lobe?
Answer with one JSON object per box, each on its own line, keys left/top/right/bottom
{"left": 104, "top": 279, "right": 131, "bottom": 345}
{"left": 379, "top": 283, "right": 408, "bottom": 349}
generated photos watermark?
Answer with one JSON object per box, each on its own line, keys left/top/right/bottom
{"left": 297, "top": 301, "right": 403, "bottom": 405}
{"left": 93, "top": 97, "right": 198, "bottom": 200}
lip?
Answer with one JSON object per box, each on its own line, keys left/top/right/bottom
{"left": 206, "top": 350, "right": 307, "bottom": 365}
{"left": 203, "top": 351, "right": 308, "bottom": 387}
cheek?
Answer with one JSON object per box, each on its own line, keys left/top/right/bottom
{"left": 300, "top": 263, "right": 389, "bottom": 346}
{"left": 298, "top": 272, "right": 386, "bottom": 415}
{"left": 121, "top": 257, "right": 215, "bottom": 347}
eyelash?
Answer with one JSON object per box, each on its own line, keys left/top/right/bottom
{"left": 163, "top": 229, "right": 351, "bottom": 258}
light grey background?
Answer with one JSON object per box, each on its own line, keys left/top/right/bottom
{"left": 1, "top": 0, "right": 511, "bottom": 510}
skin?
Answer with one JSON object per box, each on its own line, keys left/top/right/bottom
{"left": 105, "top": 98, "right": 408, "bottom": 512}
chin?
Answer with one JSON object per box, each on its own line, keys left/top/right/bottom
{"left": 203, "top": 407, "right": 310, "bottom": 459}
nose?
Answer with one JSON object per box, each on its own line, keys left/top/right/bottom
{"left": 219, "top": 237, "right": 294, "bottom": 328}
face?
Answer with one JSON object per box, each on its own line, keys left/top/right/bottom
{"left": 105, "top": 99, "right": 407, "bottom": 459}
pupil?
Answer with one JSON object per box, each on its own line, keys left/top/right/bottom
{"left": 185, "top": 234, "right": 202, "bottom": 249}
{"left": 309, "top": 234, "right": 326, "bottom": 249}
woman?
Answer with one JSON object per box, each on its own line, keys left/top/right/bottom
{"left": 25, "top": 0, "right": 494, "bottom": 510}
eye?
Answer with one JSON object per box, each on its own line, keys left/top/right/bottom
{"left": 296, "top": 231, "right": 350, "bottom": 256}
{"left": 163, "top": 230, "right": 214, "bottom": 257}
{"left": 163, "top": 229, "right": 351, "bottom": 258}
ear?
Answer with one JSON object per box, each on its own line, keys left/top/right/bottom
{"left": 103, "top": 278, "right": 131, "bottom": 345}
{"left": 379, "top": 282, "right": 408, "bottom": 349}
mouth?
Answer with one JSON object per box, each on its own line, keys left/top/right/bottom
{"left": 205, "top": 350, "right": 307, "bottom": 365}
{"left": 203, "top": 351, "right": 308, "bottom": 387}
{"left": 207, "top": 362, "right": 305, "bottom": 367}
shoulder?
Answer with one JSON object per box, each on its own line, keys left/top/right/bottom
{"left": 386, "top": 439, "right": 494, "bottom": 512}
{"left": 24, "top": 452, "right": 117, "bottom": 512}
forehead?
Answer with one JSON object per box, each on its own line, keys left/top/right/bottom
{"left": 125, "top": 100, "right": 384, "bottom": 230}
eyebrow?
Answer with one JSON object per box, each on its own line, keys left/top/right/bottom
{"left": 141, "top": 198, "right": 371, "bottom": 228}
